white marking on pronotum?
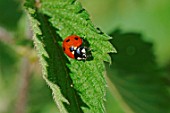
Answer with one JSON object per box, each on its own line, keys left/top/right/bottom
{"left": 71, "top": 51, "right": 75, "bottom": 55}
{"left": 77, "top": 57, "right": 82, "bottom": 60}
{"left": 81, "top": 48, "right": 86, "bottom": 53}
{"left": 74, "top": 47, "right": 77, "bottom": 50}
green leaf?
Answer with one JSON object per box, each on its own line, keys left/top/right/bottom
{"left": 24, "top": 0, "right": 116, "bottom": 112}
{"left": 106, "top": 30, "right": 170, "bottom": 113}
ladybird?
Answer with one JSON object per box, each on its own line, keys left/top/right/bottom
{"left": 62, "top": 35, "right": 87, "bottom": 60}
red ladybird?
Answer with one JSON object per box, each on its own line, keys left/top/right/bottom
{"left": 62, "top": 35, "right": 87, "bottom": 60}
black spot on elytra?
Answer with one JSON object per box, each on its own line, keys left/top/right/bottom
{"left": 63, "top": 47, "right": 65, "bottom": 51}
{"left": 66, "top": 39, "right": 70, "bottom": 42}
{"left": 74, "top": 37, "right": 79, "bottom": 40}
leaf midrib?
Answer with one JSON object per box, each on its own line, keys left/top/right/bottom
{"left": 37, "top": 12, "right": 83, "bottom": 113}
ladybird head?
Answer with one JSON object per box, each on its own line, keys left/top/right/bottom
{"left": 70, "top": 46, "right": 87, "bottom": 60}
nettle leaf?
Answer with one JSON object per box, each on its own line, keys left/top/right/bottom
{"left": 106, "top": 30, "right": 170, "bottom": 113}
{"left": 25, "top": 0, "right": 116, "bottom": 113}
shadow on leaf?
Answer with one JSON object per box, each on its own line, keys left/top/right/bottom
{"left": 105, "top": 29, "right": 170, "bottom": 113}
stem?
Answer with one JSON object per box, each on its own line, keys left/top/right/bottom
{"left": 15, "top": 58, "right": 33, "bottom": 113}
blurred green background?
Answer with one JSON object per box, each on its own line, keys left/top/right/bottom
{"left": 0, "top": 0, "right": 170, "bottom": 113}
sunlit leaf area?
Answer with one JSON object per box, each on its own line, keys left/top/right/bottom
{"left": 0, "top": 0, "right": 170, "bottom": 113}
